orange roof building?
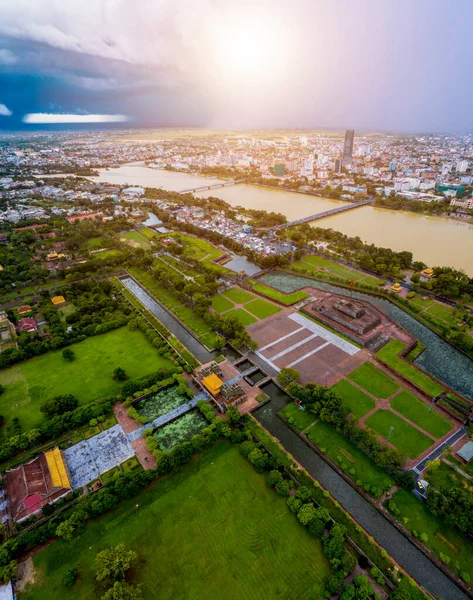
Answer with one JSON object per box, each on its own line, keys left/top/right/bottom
{"left": 202, "top": 373, "right": 223, "bottom": 396}
{"left": 51, "top": 295, "right": 66, "bottom": 305}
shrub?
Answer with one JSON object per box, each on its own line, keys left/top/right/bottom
{"left": 62, "top": 566, "right": 79, "bottom": 588}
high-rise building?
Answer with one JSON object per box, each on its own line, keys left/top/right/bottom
{"left": 343, "top": 130, "right": 355, "bottom": 165}
{"left": 456, "top": 160, "right": 469, "bottom": 173}
{"left": 334, "top": 159, "right": 342, "bottom": 173}
{"left": 389, "top": 160, "right": 397, "bottom": 172}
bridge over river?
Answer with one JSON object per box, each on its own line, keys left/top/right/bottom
{"left": 271, "top": 199, "right": 373, "bottom": 231}
{"left": 179, "top": 178, "right": 245, "bottom": 194}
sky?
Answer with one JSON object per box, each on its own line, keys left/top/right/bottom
{"left": 1, "top": 0, "right": 473, "bottom": 132}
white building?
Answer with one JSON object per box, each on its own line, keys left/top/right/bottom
{"left": 456, "top": 160, "right": 469, "bottom": 173}
{"left": 450, "top": 197, "right": 473, "bottom": 209}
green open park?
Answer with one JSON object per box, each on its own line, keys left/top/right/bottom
{"left": 331, "top": 379, "right": 375, "bottom": 418}
{"left": 211, "top": 286, "right": 281, "bottom": 325}
{"left": 20, "top": 443, "right": 332, "bottom": 600}
{"left": 252, "top": 282, "right": 309, "bottom": 305}
{"left": 0, "top": 327, "right": 173, "bottom": 430}
{"left": 120, "top": 230, "right": 152, "bottom": 250}
{"left": 292, "top": 254, "right": 384, "bottom": 287}
{"left": 387, "top": 488, "right": 473, "bottom": 583}
{"left": 348, "top": 362, "right": 399, "bottom": 399}
{"left": 365, "top": 409, "right": 433, "bottom": 459}
{"left": 376, "top": 340, "right": 444, "bottom": 397}
{"left": 279, "top": 402, "right": 317, "bottom": 431}
{"left": 306, "top": 421, "right": 394, "bottom": 496}
{"left": 390, "top": 391, "right": 453, "bottom": 439}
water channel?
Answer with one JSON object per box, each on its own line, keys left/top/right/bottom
{"left": 122, "top": 271, "right": 470, "bottom": 599}
{"left": 253, "top": 387, "right": 468, "bottom": 600}
{"left": 259, "top": 271, "right": 473, "bottom": 400}
{"left": 90, "top": 164, "right": 473, "bottom": 275}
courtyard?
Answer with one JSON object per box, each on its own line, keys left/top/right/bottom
{"left": 248, "top": 308, "right": 368, "bottom": 385}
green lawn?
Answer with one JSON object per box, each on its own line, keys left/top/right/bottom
{"left": 296, "top": 254, "right": 365, "bottom": 281}
{"left": 223, "top": 286, "right": 256, "bottom": 305}
{"left": 20, "top": 443, "right": 331, "bottom": 600}
{"left": 0, "top": 327, "right": 173, "bottom": 430}
{"left": 252, "top": 283, "right": 309, "bottom": 305}
{"left": 94, "top": 249, "right": 123, "bottom": 261}
{"left": 225, "top": 308, "right": 258, "bottom": 326}
{"left": 244, "top": 298, "right": 281, "bottom": 319}
{"left": 85, "top": 237, "right": 105, "bottom": 250}
{"left": 120, "top": 230, "right": 152, "bottom": 250}
{"left": 306, "top": 421, "right": 394, "bottom": 496}
{"left": 388, "top": 488, "right": 473, "bottom": 583}
{"left": 376, "top": 340, "right": 444, "bottom": 397}
{"left": 332, "top": 379, "right": 375, "bottom": 418}
{"left": 211, "top": 294, "right": 234, "bottom": 313}
{"left": 365, "top": 410, "right": 433, "bottom": 459}
{"left": 347, "top": 362, "right": 399, "bottom": 399}
{"left": 390, "top": 391, "right": 453, "bottom": 439}
{"left": 129, "top": 267, "right": 220, "bottom": 348}
{"left": 279, "top": 402, "right": 317, "bottom": 431}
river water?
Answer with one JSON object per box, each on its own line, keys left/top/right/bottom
{"left": 90, "top": 164, "right": 473, "bottom": 275}
{"left": 121, "top": 271, "right": 469, "bottom": 600}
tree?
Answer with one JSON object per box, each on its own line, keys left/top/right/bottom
{"left": 277, "top": 367, "right": 301, "bottom": 388}
{"left": 297, "top": 503, "right": 316, "bottom": 526}
{"left": 96, "top": 544, "right": 138, "bottom": 585}
{"left": 0, "top": 385, "right": 4, "bottom": 396}
{"left": 267, "top": 470, "right": 283, "bottom": 488}
{"left": 114, "top": 367, "right": 128, "bottom": 381}
{"left": 62, "top": 348, "right": 75, "bottom": 361}
{"left": 102, "top": 582, "right": 143, "bottom": 600}
{"left": 40, "top": 394, "right": 78, "bottom": 418}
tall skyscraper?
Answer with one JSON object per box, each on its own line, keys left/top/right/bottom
{"left": 334, "top": 159, "right": 342, "bottom": 173}
{"left": 343, "top": 129, "right": 355, "bottom": 165}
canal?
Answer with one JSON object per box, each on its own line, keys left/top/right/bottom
{"left": 253, "top": 390, "right": 468, "bottom": 600}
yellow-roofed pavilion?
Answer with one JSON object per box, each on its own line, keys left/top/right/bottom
{"left": 202, "top": 373, "right": 223, "bottom": 396}
{"left": 45, "top": 447, "right": 71, "bottom": 489}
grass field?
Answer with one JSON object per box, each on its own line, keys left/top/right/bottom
{"left": 279, "top": 402, "right": 317, "bottom": 431}
{"left": 293, "top": 254, "right": 383, "bottom": 287}
{"left": 20, "top": 443, "right": 332, "bottom": 600}
{"left": 252, "top": 283, "right": 309, "bottom": 305}
{"left": 211, "top": 294, "right": 234, "bottom": 313}
{"left": 211, "top": 286, "right": 281, "bottom": 324}
{"left": 223, "top": 287, "right": 255, "bottom": 304}
{"left": 225, "top": 308, "right": 258, "bottom": 326}
{"left": 129, "top": 267, "right": 220, "bottom": 348}
{"left": 376, "top": 340, "right": 444, "bottom": 397}
{"left": 390, "top": 391, "right": 453, "bottom": 439}
{"left": 306, "top": 421, "right": 394, "bottom": 495}
{"left": 347, "top": 363, "right": 399, "bottom": 399}
{"left": 120, "top": 230, "right": 152, "bottom": 250}
{"left": 0, "top": 328, "right": 173, "bottom": 430}
{"left": 94, "top": 249, "right": 123, "bottom": 261}
{"left": 332, "top": 379, "right": 375, "bottom": 418}
{"left": 85, "top": 237, "right": 106, "bottom": 250}
{"left": 365, "top": 409, "right": 433, "bottom": 459}
{"left": 387, "top": 488, "right": 473, "bottom": 582}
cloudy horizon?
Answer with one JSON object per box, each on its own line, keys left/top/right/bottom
{"left": 1, "top": 0, "right": 473, "bottom": 133}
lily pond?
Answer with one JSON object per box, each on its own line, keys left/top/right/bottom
{"left": 136, "top": 386, "right": 188, "bottom": 422}
{"left": 153, "top": 410, "right": 208, "bottom": 451}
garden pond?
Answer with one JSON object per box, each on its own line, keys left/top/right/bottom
{"left": 136, "top": 386, "right": 189, "bottom": 422}
{"left": 153, "top": 410, "right": 208, "bottom": 451}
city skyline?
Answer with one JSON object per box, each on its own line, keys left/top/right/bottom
{"left": 1, "top": 0, "right": 473, "bottom": 132}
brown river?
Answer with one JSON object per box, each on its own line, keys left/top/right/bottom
{"left": 90, "top": 164, "right": 473, "bottom": 275}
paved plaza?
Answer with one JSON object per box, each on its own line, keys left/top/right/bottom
{"left": 248, "top": 309, "right": 369, "bottom": 386}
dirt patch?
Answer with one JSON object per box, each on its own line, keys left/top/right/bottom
{"left": 15, "top": 557, "right": 36, "bottom": 593}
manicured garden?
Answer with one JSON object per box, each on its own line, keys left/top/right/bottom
{"left": 387, "top": 488, "right": 473, "bottom": 583}
{"left": 20, "top": 443, "right": 332, "bottom": 600}
{"left": 376, "top": 340, "right": 444, "bottom": 397}
{"left": 252, "top": 282, "right": 309, "bottom": 305}
{"left": 347, "top": 362, "right": 399, "bottom": 399}
{"left": 279, "top": 402, "right": 317, "bottom": 431}
{"left": 331, "top": 379, "right": 375, "bottom": 418}
{"left": 390, "top": 391, "right": 453, "bottom": 439}
{"left": 211, "top": 286, "right": 281, "bottom": 325}
{"left": 306, "top": 421, "right": 394, "bottom": 496}
{"left": 0, "top": 327, "right": 173, "bottom": 430}
{"left": 365, "top": 410, "right": 433, "bottom": 459}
